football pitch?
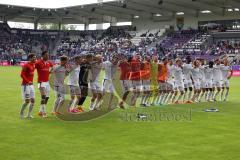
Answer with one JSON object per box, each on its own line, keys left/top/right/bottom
{"left": 0, "top": 66, "right": 240, "bottom": 160}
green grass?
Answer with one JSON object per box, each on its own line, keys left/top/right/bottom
{"left": 0, "top": 66, "right": 240, "bottom": 160}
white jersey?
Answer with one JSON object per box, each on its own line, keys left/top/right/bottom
{"left": 102, "top": 61, "right": 117, "bottom": 80}
{"left": 199, "top": 65, "right": 206, "bottom": 81}
{"left": 182, "top": 63, "right": 192, "bottom": 81}
{"left": 173, "top": 66, "right": 183, "bottom": 82}
{"left": 89, "top": 62, "right": 102, "bottom": 82}
{"left": 191, "top": 67, "right": 201, "bottom": 82}
{"left": 220, "top": 65, "right": 231, "bottom": 81}
{"left": 52, "top": 65, "right": 68, "bottom": 87}
{"left": 68, "top": 65, "right": 80, "bottom": 86}
{"left": 205, "top": 66, "right": 214, "bottom": 80}
{"left": 213, "top": 64, "right": 222, "bottom": 81}
{"left": 167, "top": 64, "right": 175, "bottom": 81}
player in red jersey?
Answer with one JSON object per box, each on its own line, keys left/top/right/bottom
{"left": 118, "top": 55, "right": 131, "bottom": 108}
{"left": 140, "top": 55, "right": 151, "bottom": 107}
{"left": 129, "top": 54, "right": 141, "bottom": 107}
{"left": 35, "top": 51, "right": 53, "bottom": 117}
{"left": 20, "top": 53, "right": 36, "bottom": 119}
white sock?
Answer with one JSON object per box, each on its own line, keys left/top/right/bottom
{"left": 42, "top": 104, "right": 46, "bottom": 113}
{"left": 68, "top": 99, "right": 74, "bottom": 109}
{"left": 53, "top": 98, "right": 60, "bottom": 112}
{"left": 39, "top": 104, "right": 43, "bottom": 112}
{"left": 141, "top": 94, "right": 145, "bottom": 104}
{"left": 196, "top": 93, "right": 200, "bottom": 102}
{"left": 220, "top": 90, "right": 224, "bottom": 101}
{"left": 20, "top": 103, "right": 28, "bottom": 115}
{"left": 131, "top": 94, "right": 136, "bottom": 106}
{"left": 95, "top": 98, "right": 102, "bottom": 109}
{"left": 158, "top": 93, "right": 165, "bottom": 104}
{"left": 28, "top": 103, "right": 34, "bottom": 117}
{"left": 198, "top": 92, "right": 204, "bottom": 102}
{"left": 224, "top": 89, "right": 229, "bottom": 100}
{"left": 187, "top": 91, "right": 192, "bottom": 101}
{"left": 204, "top": 92, "right": 208, "bottom": 101}
{"left": 214, "top": 91, "right": 220, "bottom": 100}
{"left": 90, "top": 101, "right": 95, "bottom": 110}
{"left": 155, "top": 94, "right": 161, "bottom": 104}
{"left": 145, "top": 94, "right": 151, "bottom": 105}
{"left": 163, "top": 93, "right": 169, "bottom": 104}
{"left": 172, "top": 94, "right": 177, "bottom": 103}
{"left": 208, "top": 91, "right": 212, "bottom": 101}
{"left": 167, "top": 93, "right": 174, "bottom": 103}
{"left": 183, "top": 92, "right": 187, "bottom": 102}
{"left": 177, "top": 94, "right": 183, "bottom": 102}
{"left": 143, "top": 95, "right": 148, "bottom": 104}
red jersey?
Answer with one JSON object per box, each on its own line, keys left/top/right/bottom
{"left": 129, "top": 59, "right": 141, "bottom": 80}
{"left": 35, "top": 59, "right": 53, "bottom": 83}
{"left": 140, "top": 61, "right": 151, "bottom": 80}
{"left": 158, "top": 63, "right": 168, "bottom": 82}
{"left": 20, "top": 62, "right": 35, "bottom": 85}
{"left": 119, "top": 61, "right": 131, "bottom": 80}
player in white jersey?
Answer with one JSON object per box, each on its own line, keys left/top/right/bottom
{"left": 165, "top": 59, "right": 175, "bottom": 104}
{"left": 89, "top": 55, "right": 103, "bottom": 110}
{"left": 172, "top": 59, "right": 185, "bottom": 104}
{"left": 212, "top": 59, "right": 222, "bottom": 101}
{"left": 198, "top": 59, "right": 207, "bottom": 102}
{"left": 191, "top": 60, "right": 202, "bottom": 102}
{"left": 51, "top": 56, "right": 69, "bottom": 115}
{"left": 67, "top": 56, "right": 82, "bottom": 113}
{"left": 102, "top": 56, "right": 118, "bottom": 109}
{"left": 182, "top": 57, "right": 193, "bottom": 103}
{"left": 204, "top": 61, "right": 214, "bottom": 101}
{"left": 220, "top": 58, "right": 233, "bottom": 101}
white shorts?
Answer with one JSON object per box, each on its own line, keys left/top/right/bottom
{"left": 205, "top": 80, "right": 213, "bottom": 88}
{"left": 141, "top": 80, "right": 151, "bottom": 91}
{"left": 222, "top": 80, "right": 229, "bottom": 88}
{"left": 158, "top": 81, "right": 168, "bottom": 91}
{"left": 102, "top": 79, "right": 114, "bottom": 93}
{"left": 193, "top": 80, "right": 201, "bottom": 90}
{"left": 21, "top": 85, "right": 35, "bottom": 100}
{"left": 213, "top": 80, "right": 222, "bottom": 88}
{"left": 200, "top": 80, "right": 206, "bottom": 89}
{"left": 174, "top": 81, "right": 184, "bottom": 91}
{"left": 184, "top": 79, "right": 193, "bottom": 88}
{"left": 89, "top": 81, "right": 102, "bottom": 93}
{"left": 166, "top": 80, "right": 174, "bottom": 90}
{"left": 69, "top": 85, "right": 81, "bottom": 96}
{"left": 54, "top": 86, "right": 65, "bottom": 100}
{"left": 131, "top": 80, "right": 141, "bottom": 91}
{"left": 38, "top": 82, "right": 50, "bottom": 97}
{"left": 120, "top": 80, "right": 130, "bottom": 93}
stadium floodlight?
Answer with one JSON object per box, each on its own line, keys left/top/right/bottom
{"left": 176, "top": 12, "right": 184, "bottom": 15}
{"left": 234, "top": 8, "right": 240, "bottom": 11}
{"left": 200, "top": 10, "right": 212, "bottom": 14}
{"left": 154, "top": 14, "right": 162, "bottom": 17}
{"left": 0, "top": 0, "right": 118, "bottom": 9}
{"left": 134, "top": 15, "right": 139, "bottom": 19}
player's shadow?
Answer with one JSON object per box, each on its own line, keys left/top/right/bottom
{"left": 56, "top": 91, "right": 119, "bottom": 121}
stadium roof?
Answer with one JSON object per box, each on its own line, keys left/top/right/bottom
{"left": 0, "top": 0, "right": 240, "bottom": 24}
{"left": 0, "top": 0, "right": 117, "bottom": 9}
